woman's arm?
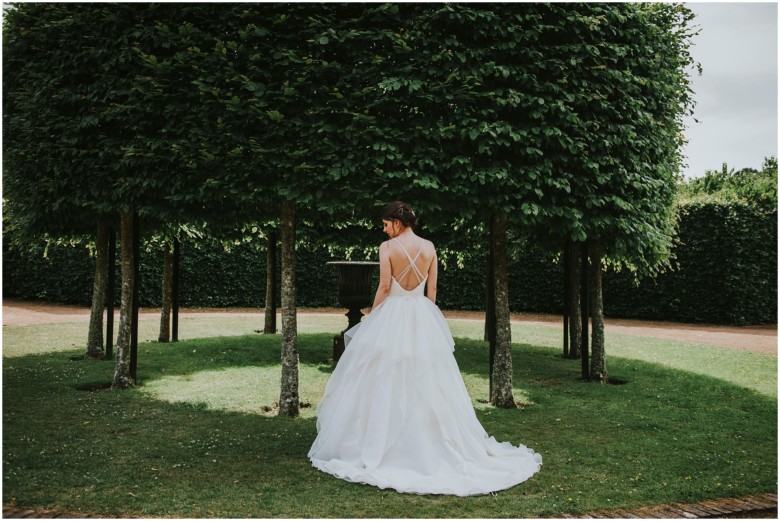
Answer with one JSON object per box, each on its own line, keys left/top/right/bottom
{"left": 370, "top": 241, "right": 392, "bottom": 311}
{"left": 426, "top": 247, "right": 438, "bottom": 304}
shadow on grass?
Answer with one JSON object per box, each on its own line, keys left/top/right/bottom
{"left": 69, "top": 333, "right": 492, "bottom": 389}
{"left": 2, "top": 333, "right": 777, "bottom": 518}
{"left": 70, "top": 333, "right": 633, "bottom": 386}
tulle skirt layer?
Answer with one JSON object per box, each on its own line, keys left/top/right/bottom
{"left": 308, "top": 294, "right": 542, "bottom": 496}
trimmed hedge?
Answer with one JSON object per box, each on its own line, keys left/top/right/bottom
{"left": 3, "top": 201, "right": 776, "bottom": 325}
{"left": 603, "top": 201, "right": 777, "bottom": 325}
{"left": 2, "top": 237, "right": 341, "bottom": 310}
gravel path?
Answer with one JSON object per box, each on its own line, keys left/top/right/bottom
{"left": 3, "top": 299, "right": 775, "bottom": 355}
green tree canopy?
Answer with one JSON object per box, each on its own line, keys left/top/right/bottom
{"left": 678, "top": 157, "right": 778, "bottom": 209}
{"left": 5, "top": 3, "right": 698, "bottom": 272}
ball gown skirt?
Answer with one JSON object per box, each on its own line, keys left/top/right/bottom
{"left": 308, "top": 278, "right": 542, "bottom": 496}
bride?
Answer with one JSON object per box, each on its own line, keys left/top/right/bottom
{"left": 308, "top": 201, "right": 542, "bottom": 496}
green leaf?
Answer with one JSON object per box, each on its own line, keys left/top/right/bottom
{"left": 267, "top": 110, "right": 284, "bottom": 122}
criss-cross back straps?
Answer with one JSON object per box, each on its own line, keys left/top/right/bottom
{"left": 392, "top": 238, "right": 425, "bottom": 285}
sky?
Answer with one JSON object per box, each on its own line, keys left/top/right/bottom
{"left": 682, "top": 2, "right": 778, "bottom": 179}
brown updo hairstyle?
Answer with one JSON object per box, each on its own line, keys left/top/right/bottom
{"left": 381, "top": 201, "right": 419, "bottom": 228}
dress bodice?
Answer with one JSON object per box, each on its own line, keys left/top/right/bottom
{"left": 389, "top": 277, "right": 427, "bottom": 298}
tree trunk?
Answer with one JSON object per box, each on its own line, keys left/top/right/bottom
{"left": 85, "top": 219, "right": 109, "bottom": 359}
{"left": 562, "top": 241, "right": 569, "bottom": 359}
{"left": 172, "top": 237, "right": 180, "bottom": 342}
{"left": 105, "top": 226, "right": 116, "bottom": 359}
{"left": 580, "top": 240, "right": 590, "bottom": 381}
{"left": 112, "top": 211, "right": 135, "bottom": 389}
{"left": 589, "top": 237, "right": 607, "bottom": 383}
{"left": 158, "top": 241, "right": 173, "bottom": 343}
{"left": 485, "top": 220, "right": 496, "bottom": 397}
{"left": 484, "top": 255, "right": 496, "bottom": 344}
{"left": 490, "top": 212, "right": 515, "bottom": 408}
{"left": 568, "top": 240, "right": 582, "bottom": 359}
{"left": 264, "top": 230, "right": 278, "bottom": 334}
{"left": 278, "top": 201, "right": 299, "bottom": 417}
{"left": 130, "top": 213, "right": 140, "bottom": 382}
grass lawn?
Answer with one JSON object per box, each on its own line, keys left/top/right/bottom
{"left": 2, "top": 320, "right": 777, "bottom": 518}
{"left": 7, "top": 313, "right": 776, "bottom": 397}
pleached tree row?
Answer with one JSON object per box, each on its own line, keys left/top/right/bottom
{"left": 4, "top": 3, "right": 698, "bottom": 410}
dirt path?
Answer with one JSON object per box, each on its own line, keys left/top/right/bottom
{"left": 2, "top": 299, "right": 776, "bottom": 355}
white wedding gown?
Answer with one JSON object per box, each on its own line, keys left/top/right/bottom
{"left": 308, "top": 239, "right": 542, "bottom": 496}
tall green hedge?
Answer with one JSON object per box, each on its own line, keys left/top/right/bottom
{"left": 1, "top": 237, "right": 342, "bottom": 310}
{"left": 3, "top": 200, "right": 776, "bottom": 325}
{"left": 604, "top": 200, "right": 777, "bottom": 325}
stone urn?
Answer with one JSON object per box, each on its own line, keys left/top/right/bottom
{"left": 327, "top": 261, "right": 379, "bottom": 363}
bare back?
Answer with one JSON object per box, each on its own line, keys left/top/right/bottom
{"left": 387, "top": 236, "right": 436, "bottom": 291}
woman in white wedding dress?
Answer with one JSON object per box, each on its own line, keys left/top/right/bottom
{"left": 308, "top": 201, "right": 542, "bottom": 496}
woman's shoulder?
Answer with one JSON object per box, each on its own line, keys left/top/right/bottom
{"left": 419, "top": 237, "right": 436, "bottom": 252}
{"left": 382, "top": 235, "right": 434, "bottom": 252}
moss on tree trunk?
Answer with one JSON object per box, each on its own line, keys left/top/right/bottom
{"left": 589, "top": 237, "right": 607, "bottom": 383}
{"left": 264, "top": 230, "right": 277, "bottom": 334}
{"left": 85, "top": 219, "right": 109, "bottom": 360}
{"left": 278, "top": 201, "right": 299, "bottom": 417}
{"left": 158, "top": 241, "right": 173, "bottom": 343}
{"left": 112, "top": 211, "right": 135, "bottom": 389}
{"left": 490, "top": 212, "right": 515, "bottom": 408}
{"left": 568, "top": 241, "right": 582, "bottom": 359}
{"left": 485, "top": 220, "right": 496, "bottom": 396}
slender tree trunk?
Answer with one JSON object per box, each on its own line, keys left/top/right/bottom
{"left": 278, "top": 201, "right": 299, "bottom": 417}
{"left": 106, "top": 226, "right": 116, "bottom": 359}
{"left": 85, "top": 219, "right": 109, "bottom": 359}
{"left": 562, "top": 241, "right": 569, "bottom": 359}
{"left": 112, "top": 211, "right": 135, "bottom": 389}
{"left": 568, "top": 241, "right": 582, "bottom": 359}
{"left": 490, "top": 212, "right": 515, "bottom": 408}
{"left": 172, "top": 237, "right": 180, "bottom": 342}
{"left": 484, "top": 250, "right": 496, "bottom": 343}
{"left": 485, "top": 220, "right": 496, "bottom": 397}
{"left": 130, "top": 213, "right": 140, "bottom": 382}
{"left": 264, "top": 230, "right": 278, "bottom": 334}
{"left": 158, "top": 241, "right": 173, "bottom": 343}
{"left": 589, "top": 237, "right": 607, "bottom": 383}
{"left": 580, "top": 240, "right": 590, "bottom": 381}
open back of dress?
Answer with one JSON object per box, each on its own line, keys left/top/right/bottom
{"left": 390, "top": 238, "right": 428, "bottom": 292}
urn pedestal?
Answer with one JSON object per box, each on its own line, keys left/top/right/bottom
{"left": 327, "top": 261, "right": 379, "bottom": 364}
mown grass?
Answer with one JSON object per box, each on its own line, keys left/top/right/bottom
{"left": 2, "top": 330, "right": 776, "bottom": 518}
{"left": 5, "top": 314, "right": 776, "bottom": 397}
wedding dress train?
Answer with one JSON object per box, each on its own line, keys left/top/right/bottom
{"left": 308, "top": 239, "right": 542, "bottom": 496}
